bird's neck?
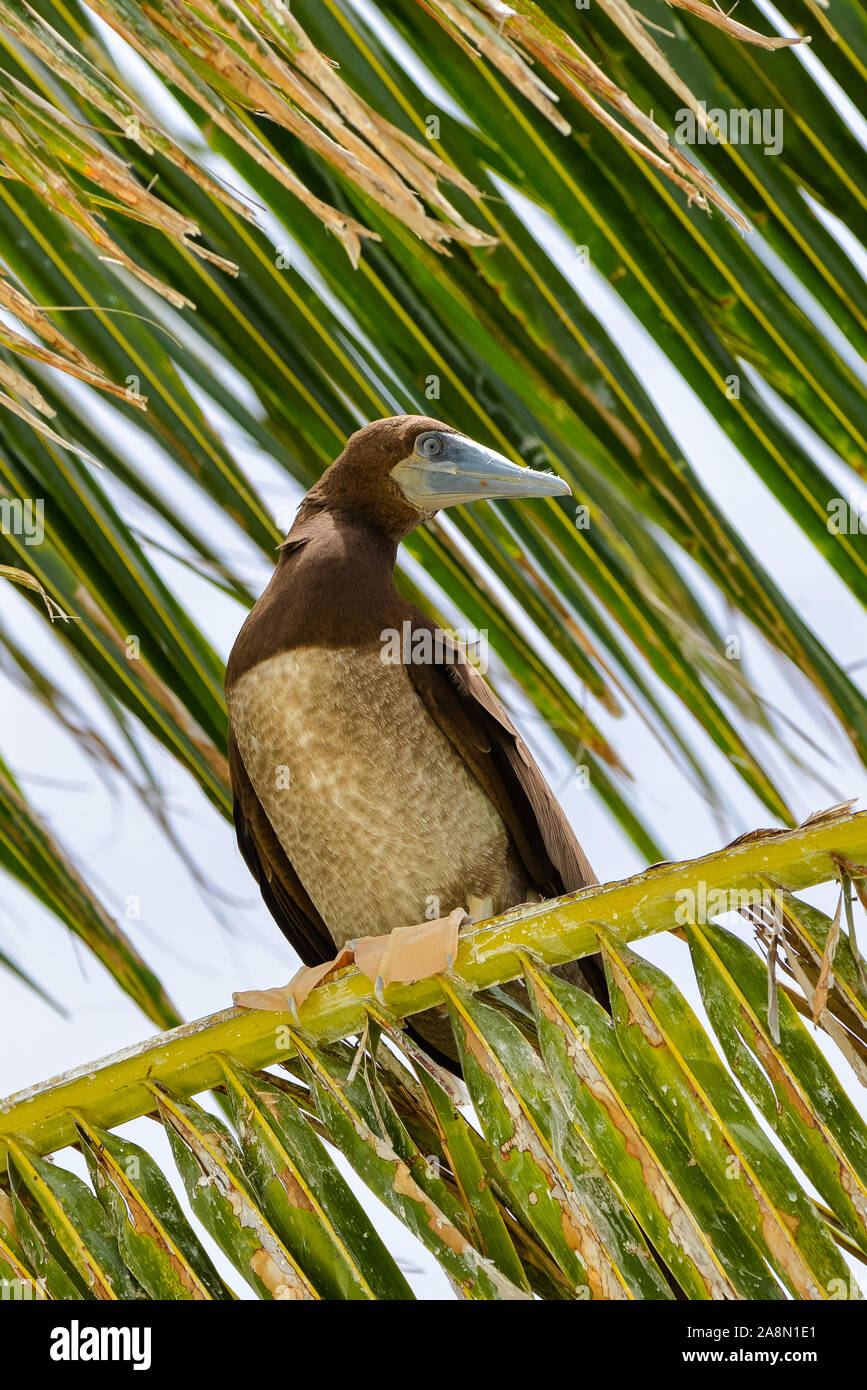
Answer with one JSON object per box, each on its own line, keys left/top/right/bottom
{"left": 227, "top": 509, "right": 404, "bottom": 683}
{"left": 274, "top": 506, "right": 403, "bottom": 645}
{"left": 287, "top": 501, "right": 399, "bottom": 580}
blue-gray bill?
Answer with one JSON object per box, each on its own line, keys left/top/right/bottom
{"left": 391, "top": 431, "right": 572, "bottom": 510}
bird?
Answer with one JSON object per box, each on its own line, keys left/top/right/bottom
{"left": 226, "top": 415, "right": 606, "bottom": 1065}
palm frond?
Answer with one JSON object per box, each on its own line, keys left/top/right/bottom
{"left": 1, "top": 808, "right": 865, "bottom": 1299}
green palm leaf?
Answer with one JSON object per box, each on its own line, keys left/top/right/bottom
{"left": 2, "top": 811, "right": 865, "bottom": 1298}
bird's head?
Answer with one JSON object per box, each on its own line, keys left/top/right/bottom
{"left": 303, "top": 414, "right": 571, "bottom": 540}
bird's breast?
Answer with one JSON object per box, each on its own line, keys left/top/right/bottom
{"left": 227, "top": 646, "right": 525, "bottom": 945}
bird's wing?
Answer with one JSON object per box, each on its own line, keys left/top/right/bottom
{"left": 404, "top": 614, "right": 597, "bottom": 896}
{"left": 229, "top": 731, "right": 335, "bottom": 966}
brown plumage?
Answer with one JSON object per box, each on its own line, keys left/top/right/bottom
{"left": 227, "top": 415, "right": 605, "bottom": 1065}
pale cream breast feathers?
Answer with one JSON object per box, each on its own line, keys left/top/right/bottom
{"left": 227, "top": 646, "right": 525, "bottom": 945}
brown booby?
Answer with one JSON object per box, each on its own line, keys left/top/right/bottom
{"left": 227, "top": 415, "right": 605, "bottom": 1063}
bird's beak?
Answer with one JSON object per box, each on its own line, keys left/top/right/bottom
{"left": 392, "top": 435, "right": 572, "bottom": 511}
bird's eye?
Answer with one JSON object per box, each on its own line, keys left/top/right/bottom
{"left": 417, "top": 433, "right": 443, "bottom": 459}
